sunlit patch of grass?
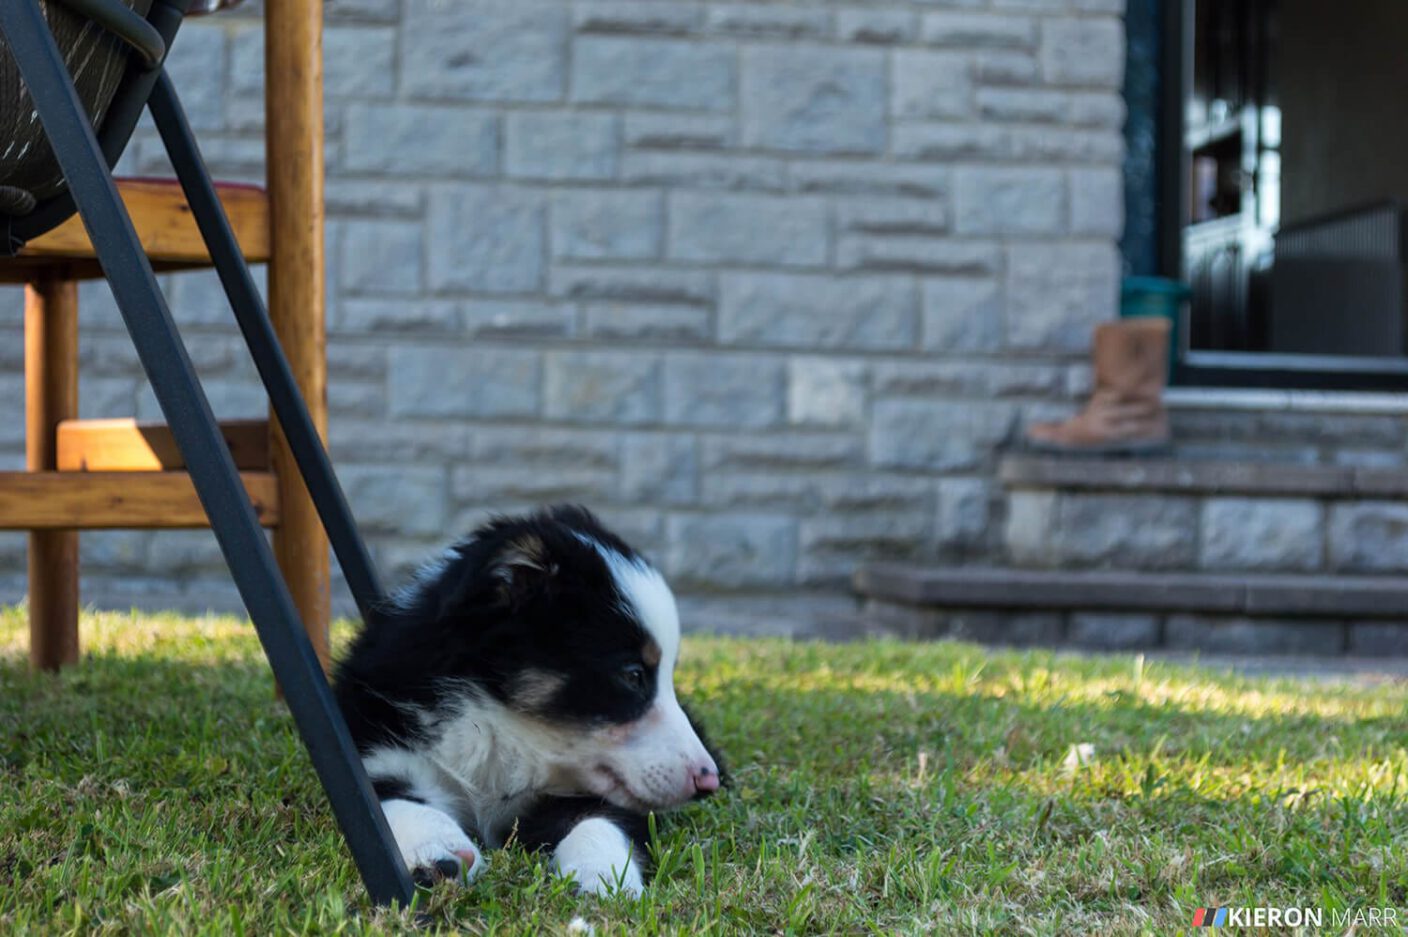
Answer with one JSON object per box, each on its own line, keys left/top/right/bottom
{"left": 2, "top": 608, "right": 1406, "bottom": 934}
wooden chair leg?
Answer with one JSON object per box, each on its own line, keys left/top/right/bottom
{"left": 267, "top": 0, "right": 330, "bottom": 670}
{"left": 25, "top": 274, "right": 80, "bottom": 671}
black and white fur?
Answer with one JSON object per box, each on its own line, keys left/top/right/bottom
{"left": 334, "top": 506, "right": 722, "bottom": 896}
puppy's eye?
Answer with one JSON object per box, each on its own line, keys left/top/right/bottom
{"left": 619, "top": 663, "right": 647, "bottom": 691}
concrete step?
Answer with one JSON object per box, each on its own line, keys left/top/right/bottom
{"left": 996, "top": 454, "right": 1408, "bottom": 576}
{"left": 853, "top": 563, "right": 1408, "bottom": 655}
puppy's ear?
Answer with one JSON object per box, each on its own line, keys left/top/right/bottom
{"left": 491, "top": 534, "right": 558, "bottom": 608}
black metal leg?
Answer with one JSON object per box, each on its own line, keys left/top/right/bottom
{"left": 0, "top": 0, "right": 414, "bottom": 907}
{"left": 146, "top": 71, "right": 385, "bottom": 621}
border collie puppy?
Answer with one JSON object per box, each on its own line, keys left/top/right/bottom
{"left": 334, "top": 505, "right": 722, "bottom": 896}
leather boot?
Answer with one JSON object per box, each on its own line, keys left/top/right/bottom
{"left": 1025, "top": 318, "right": 1171, "bottom": 454}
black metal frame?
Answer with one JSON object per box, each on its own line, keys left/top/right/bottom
{"left": 0, "top": 0, "right": 414, "bottom": 907}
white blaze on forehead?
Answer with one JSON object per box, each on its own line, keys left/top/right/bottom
{"left": 580, "top": 537, "right": 681, "bottom": 673}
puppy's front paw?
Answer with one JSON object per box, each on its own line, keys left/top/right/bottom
{"left": 566, "top": 860, "right": 643, "bottom": 899}
{"left": 381, "top": 798, "right": 486, "bottom": 888}
{"left": 552, "top": 817, "right": 644, "bottom": 899}
{"left": 408, "top": 841, "right": 483, "bottom": 888}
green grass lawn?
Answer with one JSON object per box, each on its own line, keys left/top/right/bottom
{"left": 2, "top": 608, "right": 1406, "bottom": 935}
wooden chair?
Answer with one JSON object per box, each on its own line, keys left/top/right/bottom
{"left": 1, "top": 2, "right": 331, "bottom": 675}
{"left": 1, "top": 0, "right": 413, "bottom": 905}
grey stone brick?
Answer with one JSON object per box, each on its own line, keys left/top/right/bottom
{"left": 920, "top": 12, "right": 1038, "bottom": 48}
{"left": 339, "top": 221, "right": 422, "bottom": 294}
{"left": 799, "top": 511, "right": 931, "bottom": 585}
{"left": 719, "top": 273, "right": 915, "bottom": 350}
{"left": 1041, "top": 17, "right": 1124, "bottom": 87}
{"left": 837, "top": 9, "right": 918, "bottom": 45}
{"left": 893, "top": 122, "right": 1123, "bottom": 164}
{"left": 875, "top": 360, "right": 1053, "bottom": 398}
{"left": 741, "top": 46, "right": 886, "bottom": 154}
{"left": 324, "top": 27, "right": 396, "bottom": 98}
{"left": 937, "top": 476, "right": 992, "bottom": 547}
{"left": 666, "top": 514, "right": 797, "bottom": 588}
{"left": 84, "top": 531, "right": 152, "bottom": 572}
{"left": 164, "top": 25, "right": 226, "bottom": 131}
{"left": 870, "top": 400, "right": 1016, "bottom": 471}
{"left": 401, "top": 1, "right": 567, "bottom": 102}
{"left": 788, "top": 162, "right": 950, "bottom": 199}
{"left": 573, "top": 2, "right": 703, "bottom": 36}
{"left": 80, "top": 378, "right": 139, "bottom": 420}
{"left": 551, "top": 189, "right": 663, "bottom": 260}
{"left": 922, "top": 277, "right": 1003, "bottom": 352}
{"left": 544, "top": 351, "right": 663, "bottom": 425}
{"left": 388, "top": 346, "right": 540, "bottom": 418}
{"left": 583, "top": 303, "right": 710, "bottom": 341}
{"left": 623, "top": 112, "right": 735, "bottom": 150}
{"left": 668, "top": 192, "right": 827, "bottom": 267}
{"left": 1329, "top": 503, "right": 1408, "bottom": 573}
{"left": 1005, "top": 242, "right": 1119, "bottom": 352}
{"left": 664, "top": 354, "right": 785, "bottom": 428}
{"left": 1070, "top": 167, "right": 1124, "bottom": 236}
{"left": 329, "top": 420, "right": 469, "bottom": 464}
{"left": 506, "top": 112, "right": 620, "bottom": 181}
{"left": 1068, "top": 614, "right": 1160, "bottom": 650}
{"left": 341, "top": 466, "right": 448, "bottom": 537}
{"left": 1348, "top": 622, "right": 1408, "bottom": 656}
{"left": 452, "top": 466, "right": 617, "bottom": 504}
{"left": 328, "top": 345, "right": 388, "bottom": 381}
{"left": 462, "top": 301, "right": 576, "bottom": 338}
{"left": 955, "top": 168, "right": 1066, "bottom": 235}
{"left": 975, "top": 49, "right": 1040, "bottom": 84}
{"left": 977, "top": 88, "right": 1078, "bottom": 124}
{"left": 892, "top": 50, "right": 971, "bottom": 119}
{"left": 837, "top": 237, "right": 999, "bottom": 275}
{"left": 943, "top": 611, "right": 1064, "bottom": 647}
{"left": 427, "top": 186, "right": 545, "bottom": 293}
{"left": 338, "top": 299, "right": 457, "bottom": 334}
{"left": 145, "top": 532, "right": 226, "bottom": 574}
{"left": 323, "top": 0, "right": 399, "bottom": 22}
{"left": 701, "top": 433, "right": 864, "bottom": 471}
{"left": 788, "top": 358, "right": 868, "bottom": 427}
{"left": 707, "top": 5, "right": 829, "bottom": 39}
{"left": 468, "top": 426, "right": 619, "bottom": 469}
{"left": 1166, "top": 616, "right": 1344, "bottom": 656}
{"left": 622, "top": 152, "right": 787, "bottom": 191}
{"left": 835, "top": 199, "right": 948, "bottom": 237}
{"left": 345, "top": 104, "right": 498, "bottom": 176}
{"left": 1007, "top": 491, "right": 1198, "bottom": 570}
{"left": 329, "top": 380, "right": 388, "bottom": 419}
{"left": 549, "top": 265, "right": 714, "bottom": 305}
{"left": 1200, "top": 499, "right": 1324, "bottom": 572}
{"left": 326, "top": 180, "right": 424, "bottom": 216}
{"left": 573, "top": 37, "right": 734, "bottom": 110}
{"left": 620, "top": 434, "right": 698, "bottom": 504}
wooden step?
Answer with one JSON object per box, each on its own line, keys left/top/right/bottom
{"left": 0, "top": 471, "right": 279, "bottom": 529}
{"left": 855, "top": 563, "right": 1408, "bottom": 619}
{"left": 2, "top": 177, "right": 270, "bottom": 283}
{"left": 56, "top": 418, "right": 269, "bottom": 472}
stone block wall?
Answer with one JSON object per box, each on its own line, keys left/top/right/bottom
{"left": 1, "top": 0, "right": 1129, "bottom": 621}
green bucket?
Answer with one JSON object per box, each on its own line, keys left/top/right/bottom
{"left": 1120, "top": 276, "right": 1190, "bottom": 370}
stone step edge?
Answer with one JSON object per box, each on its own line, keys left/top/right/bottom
{"left": 854, "top": 563, "right": 1408, "bottom": 619}
{"left": 999, "top": 453, "right": 1408, "bottom": 499}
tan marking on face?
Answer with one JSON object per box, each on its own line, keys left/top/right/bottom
{"left": 509, "top": 668, "right": 565, "bottom": 712}
{"left": 641, "top": 638, "right": 662, "bottom": 669}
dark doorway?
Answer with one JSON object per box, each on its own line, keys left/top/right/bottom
{"left": 1128, "top": 0, "right": 1408, "bottom": 389}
